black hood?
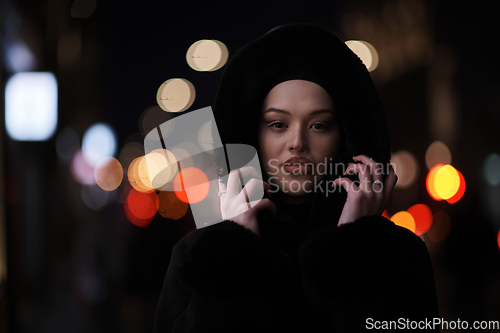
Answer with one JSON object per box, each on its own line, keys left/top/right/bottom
{"left": 211, "top": 23, "right": 392, "bottom": 234}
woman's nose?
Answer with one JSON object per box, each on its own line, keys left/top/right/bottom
{"left": 288, "top": 127, "right": 308, "bottom": 151}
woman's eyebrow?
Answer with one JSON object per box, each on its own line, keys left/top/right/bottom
{"left": 262, "top": 108, "right": 335, "bottom": 116}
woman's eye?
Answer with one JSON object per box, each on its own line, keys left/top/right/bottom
{"left": 311, "top": 123, "right": 327, "bottom": 130}
{"left": 269, "top": 122, "right": 285, "bottom": 129}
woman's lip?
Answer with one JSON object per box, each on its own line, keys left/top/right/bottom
{"left": 283, "top": 157, "right": 313, "bottom": 165}
{"left": 283, "top": 164, "right": 313, "bottom": 175}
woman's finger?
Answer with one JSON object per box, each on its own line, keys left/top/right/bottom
{"left": 218, "top": 178, "right": 227, "bottom": 199}
{"left": 331, "top": 176, "right": 358, "bottom": 193}
{"left": 234, "top": 179, "right": 271, "bottom": 208}
{"left": 344, "top": 163, "right": 373, "bottom": 193}
{"left": 383, "top": 164, "right": 398, "bottom": 198}
{"left": 226, "top": 166, "right": 261, "bottom": 198}
{"left": 353, "top": 155, "right": 386, "bottom": 194}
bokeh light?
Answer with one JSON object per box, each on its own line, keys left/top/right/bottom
{"left": 173, "top": 167, "right": 209, "bottom": 204}
{"left": 345, "top": 40, "right": 379, "bottom": 71}
{"left": 425, "top": 140, "right": 451, "bottom": 170}
{"left": 71, "top": 149, "right": 95, "bottom": 185}
{"left": 158, "top": 191, "right": 189, "bottom": 220}
{"left": 446, "top": 169, "right": 465, "bottom": 204}
{"left": 5, "top": 72, "right": 58, "bottom": 141}
{"left": 390, "top": 211, "right": 416, "bottom": 233}
{"left": 391, "top": 150, "right": 419, "bottom": 188}
{"left": 94, "top": 156, "right": 123, "bottom": 191}
{"left": 82, "top": 123, "right": 117, "bottom": 167}
{"left": 156, "top": 78, "right": 195, "bottom": 113}
{"left": 427, "top": 211, "right": 451, "bottom": 243}
{"left": 407, "top": 204, "right": 433, "bottom": 236}
{"left": 483, "top": 153, "right": 500, "bottom": 186}
{"left": 426, "top": 164, "right": 443, "bottom": 200}
{"left": 186, "top": 39, "right": 228, "bottom": 72}
{"left": 127, "top": 156, "right": 154, "bottom": 193}
{"left": 56, "top": 125, "right": 80, "bottom": 161}
{"left": 434, "top": 165, "right": 460, "bottom": 200}
{"left": 125, "top": 188, "right": 159, "bottom": 227}
{"left": 497, "top": 230, "right": 500, "bottom": 250}
{"left": 143, "top": 149, "right": 178, "bottom": 190}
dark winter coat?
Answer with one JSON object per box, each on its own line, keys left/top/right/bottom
{"left": 153, "top": 23, "right": 439, "bottom": 332}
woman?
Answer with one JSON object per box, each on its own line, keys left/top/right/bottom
{"left": 153, "top": 23, "right": 439, "bottom": 332}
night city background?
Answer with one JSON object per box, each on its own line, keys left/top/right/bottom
{"left": 1, "top": 0, "right": 500, "bottom": 332}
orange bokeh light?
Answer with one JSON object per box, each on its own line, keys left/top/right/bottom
{"left": 94, "top": 156, "right": 123, "bottom": 191}
{"left": 390, "top": 211, "right": 416, "bottom": 233}
{"left": 407, "top": 204, "right": 433, "bottom": 236}
{"left": 426, "top": 164, "right": 464, "bottom": 202}
{"left": 446, "top": 169, "right": 465, "bottom": 204}
{"left": 125, "top": 188, "right": 159, "bottom": 227}
{"left": 173, "top": 167, "right": 209, "bottom": 204}
{"left": 128, "top": 156, "right": 155, "bottom": 193}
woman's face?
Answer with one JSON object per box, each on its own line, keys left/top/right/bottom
{"left": 258, "top": 79, "right": 341, "bottom": 203}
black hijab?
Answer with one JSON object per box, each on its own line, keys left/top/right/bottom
{"left": 211, "top": 23, "right": 392, "bottom": 239}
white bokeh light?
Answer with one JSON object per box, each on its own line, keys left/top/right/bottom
{"left": 82, "top": 123, "right": 117, "bottom": 166}
{"left": 5, "top": 72, "right": 58, "bottom": 141}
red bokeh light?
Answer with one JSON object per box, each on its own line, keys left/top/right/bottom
{"left": 407, "top": 204, "right": 433, "bottom": 236}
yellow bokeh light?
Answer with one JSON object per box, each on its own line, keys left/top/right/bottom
{"left": 345, "top": 40, "right": 378, "bottom": 71}
{"left": 390, "top": 211, "right": 416, "bottom": 233}
{"left": 94, "top": 156, "right": 123, "bottom": 191}
{"left": 156, "top": 78, "right": 195, "bottom": 113}
{"left": 425, "top": 140, "right": 451, "bottom": 170}
{"left": 391, "top": 150, "right": 419, "bottom": 189}
{"left": 143, "top": 149, "right": 178, "bottom": 190}
{"left": 434, "top": 165, "right": 460, "bottom": 200}
{"left": 186, "top": 39, "right": 228, "bottom": 72}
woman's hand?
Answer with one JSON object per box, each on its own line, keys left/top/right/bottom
{"left": 219, "top": 166, "right": 277, "bottom": 237}
{"left": 331, "top": 155, "right": 397, "bottom": 227}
